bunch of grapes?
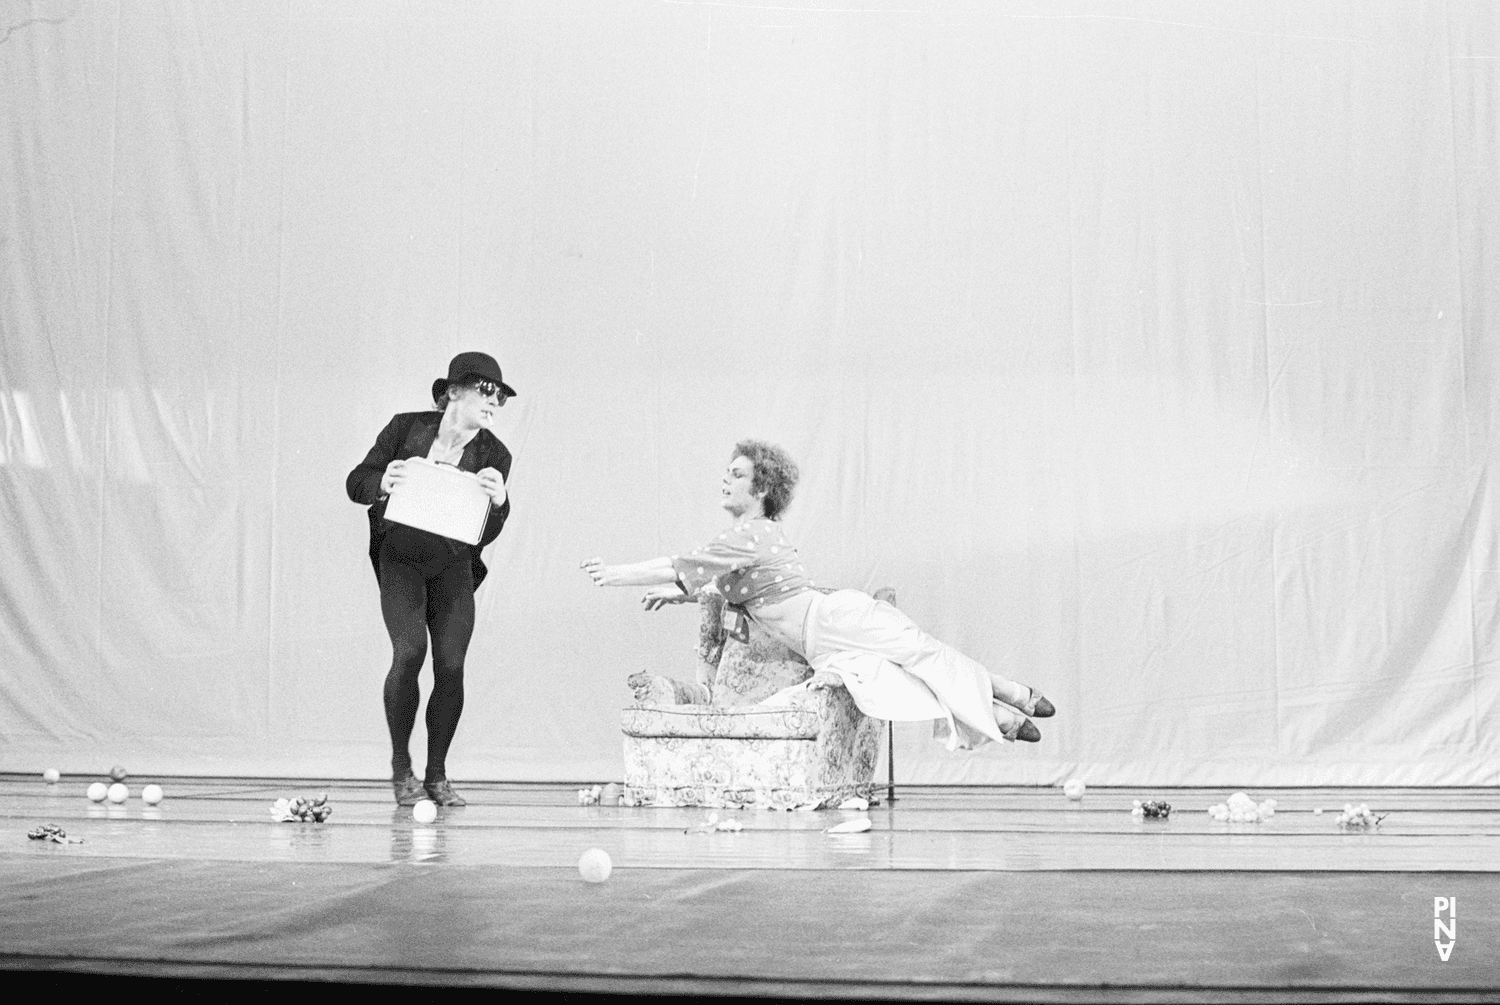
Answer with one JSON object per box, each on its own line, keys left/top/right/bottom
{"left": 1131, "top": 800, "right": 1171, "bottom": 819}
{"left": 269, "top": 793, "right": 332, "bottom": 823}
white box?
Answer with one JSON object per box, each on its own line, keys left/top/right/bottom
{"left": 383, "top": 457, "right": 491, "bottom": 545}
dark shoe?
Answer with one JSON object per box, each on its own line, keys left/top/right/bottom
{"left": 424, "top": 778, "right": 467, "bottom": 807}
{"left": 1003, "top": 718, "right": 1041, "bottom": 743}
{"left": 1022, "top": 687, "right": 1056, "bottom": 718}
{"left": 393, "top": 771, "right": 425, "bottom": 806}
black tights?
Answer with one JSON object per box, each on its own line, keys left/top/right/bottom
{"left": 378, "top": 527, "right": 475, "bottom": 784}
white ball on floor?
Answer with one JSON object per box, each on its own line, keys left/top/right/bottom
{"left": 142, "top": 784, "right": 164, "bottom": 805}
{"left": 43, "top": 768, "right": 60, "bottom": 784}
{"left": 412, "top": 799, "right": 437, "bottom": 824}
{"left": 579, "top": 847, "right": 612, "bottom": 883}
{"left": 87, "top": 782, "right": 108, "bottom": 802}
{"left": 107, "top": 782, "right": 128, "bottom": 804}
{"left": 1063, "top": 779, "right": 1086, "bottom": 800}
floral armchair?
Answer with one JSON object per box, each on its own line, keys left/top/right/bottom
{"left": 619, "top": 589, "right": 888, "bottom": 809}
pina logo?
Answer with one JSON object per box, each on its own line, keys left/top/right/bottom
{"left": 1433, "top": 897, "right": 1456, "bottom": 961}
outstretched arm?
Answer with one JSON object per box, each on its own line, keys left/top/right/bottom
{"left": 581, "top": 556, "right": 680, "bottom": 588}
{"left": 583, "top": 524, "right": 758, "bottom": 598}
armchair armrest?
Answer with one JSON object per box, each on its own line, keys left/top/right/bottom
{"left": 626, "top": 671, "right": 711, "bottom": 706}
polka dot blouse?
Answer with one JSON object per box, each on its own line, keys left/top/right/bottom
{"left": 671, "top": 517, "right": 812, "bottom": 607}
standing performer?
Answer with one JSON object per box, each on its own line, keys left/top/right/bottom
{"left": 582, "top": 440, "right": 1054, "bottom": 748}
{"left": 347, "top": 352, "right": 516, "bottom": 806}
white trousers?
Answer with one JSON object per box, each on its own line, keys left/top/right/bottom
{"left": 798, "top": 589, "right": 1013, "bottom": 750}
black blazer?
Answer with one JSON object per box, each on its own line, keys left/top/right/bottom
{"left": 346, "top": 411, "right": 513, "bottom": 589}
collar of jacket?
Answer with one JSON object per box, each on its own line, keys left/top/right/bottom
{"left": 402, "top": 411, "right": 497, "bottom": 471}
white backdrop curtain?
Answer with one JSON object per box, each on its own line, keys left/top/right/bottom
{"left": 1, "top": 0, "right": 1496, "bottom": 784}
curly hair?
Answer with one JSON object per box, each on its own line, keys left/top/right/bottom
{"left": 732, "top": 439, "right": 799, "bottom": 520}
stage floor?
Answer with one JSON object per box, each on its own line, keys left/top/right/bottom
{"left": 2, "top": 776, "right": 1498, "bottom": 999}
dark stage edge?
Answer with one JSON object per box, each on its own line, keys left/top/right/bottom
{"left": 2, "top": 780, "right": 1497, "bottom": 1000}
{"left": 10, "top": 968, "right": 1500, "bottom": 1005}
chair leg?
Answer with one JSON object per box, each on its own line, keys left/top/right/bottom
{"left": 887, "top": 719, "right": 896, "bottom": 804}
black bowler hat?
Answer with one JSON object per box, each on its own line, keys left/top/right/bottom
{"left": 432, "top": 351, "right": 517, "bottom": 402}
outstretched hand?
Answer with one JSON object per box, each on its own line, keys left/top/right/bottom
{"left": 641, "top": 583, "right": 691, "bottom": 611}
{"left": 580, "top": 557, "right": 609, "bottom": 586}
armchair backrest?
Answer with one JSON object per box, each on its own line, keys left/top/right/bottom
{"left": 696, "top": 593, "right": 809, "bottom": 707}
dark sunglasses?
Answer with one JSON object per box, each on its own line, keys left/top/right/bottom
{"left": 470, "top": 379, "right": 510, "bottom": 404}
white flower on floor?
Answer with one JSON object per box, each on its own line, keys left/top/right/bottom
{"left": 1336, "top": 803, "right": 1384, "bottom": 829}
{"left": 687, "top": 810, "right": 743, "bottom": 833}
{"left": 826, "top": 818, "right": 872, "bottom": 834}
{"left": 1206, "top": 792, "right": 1276, "bottom": 823}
